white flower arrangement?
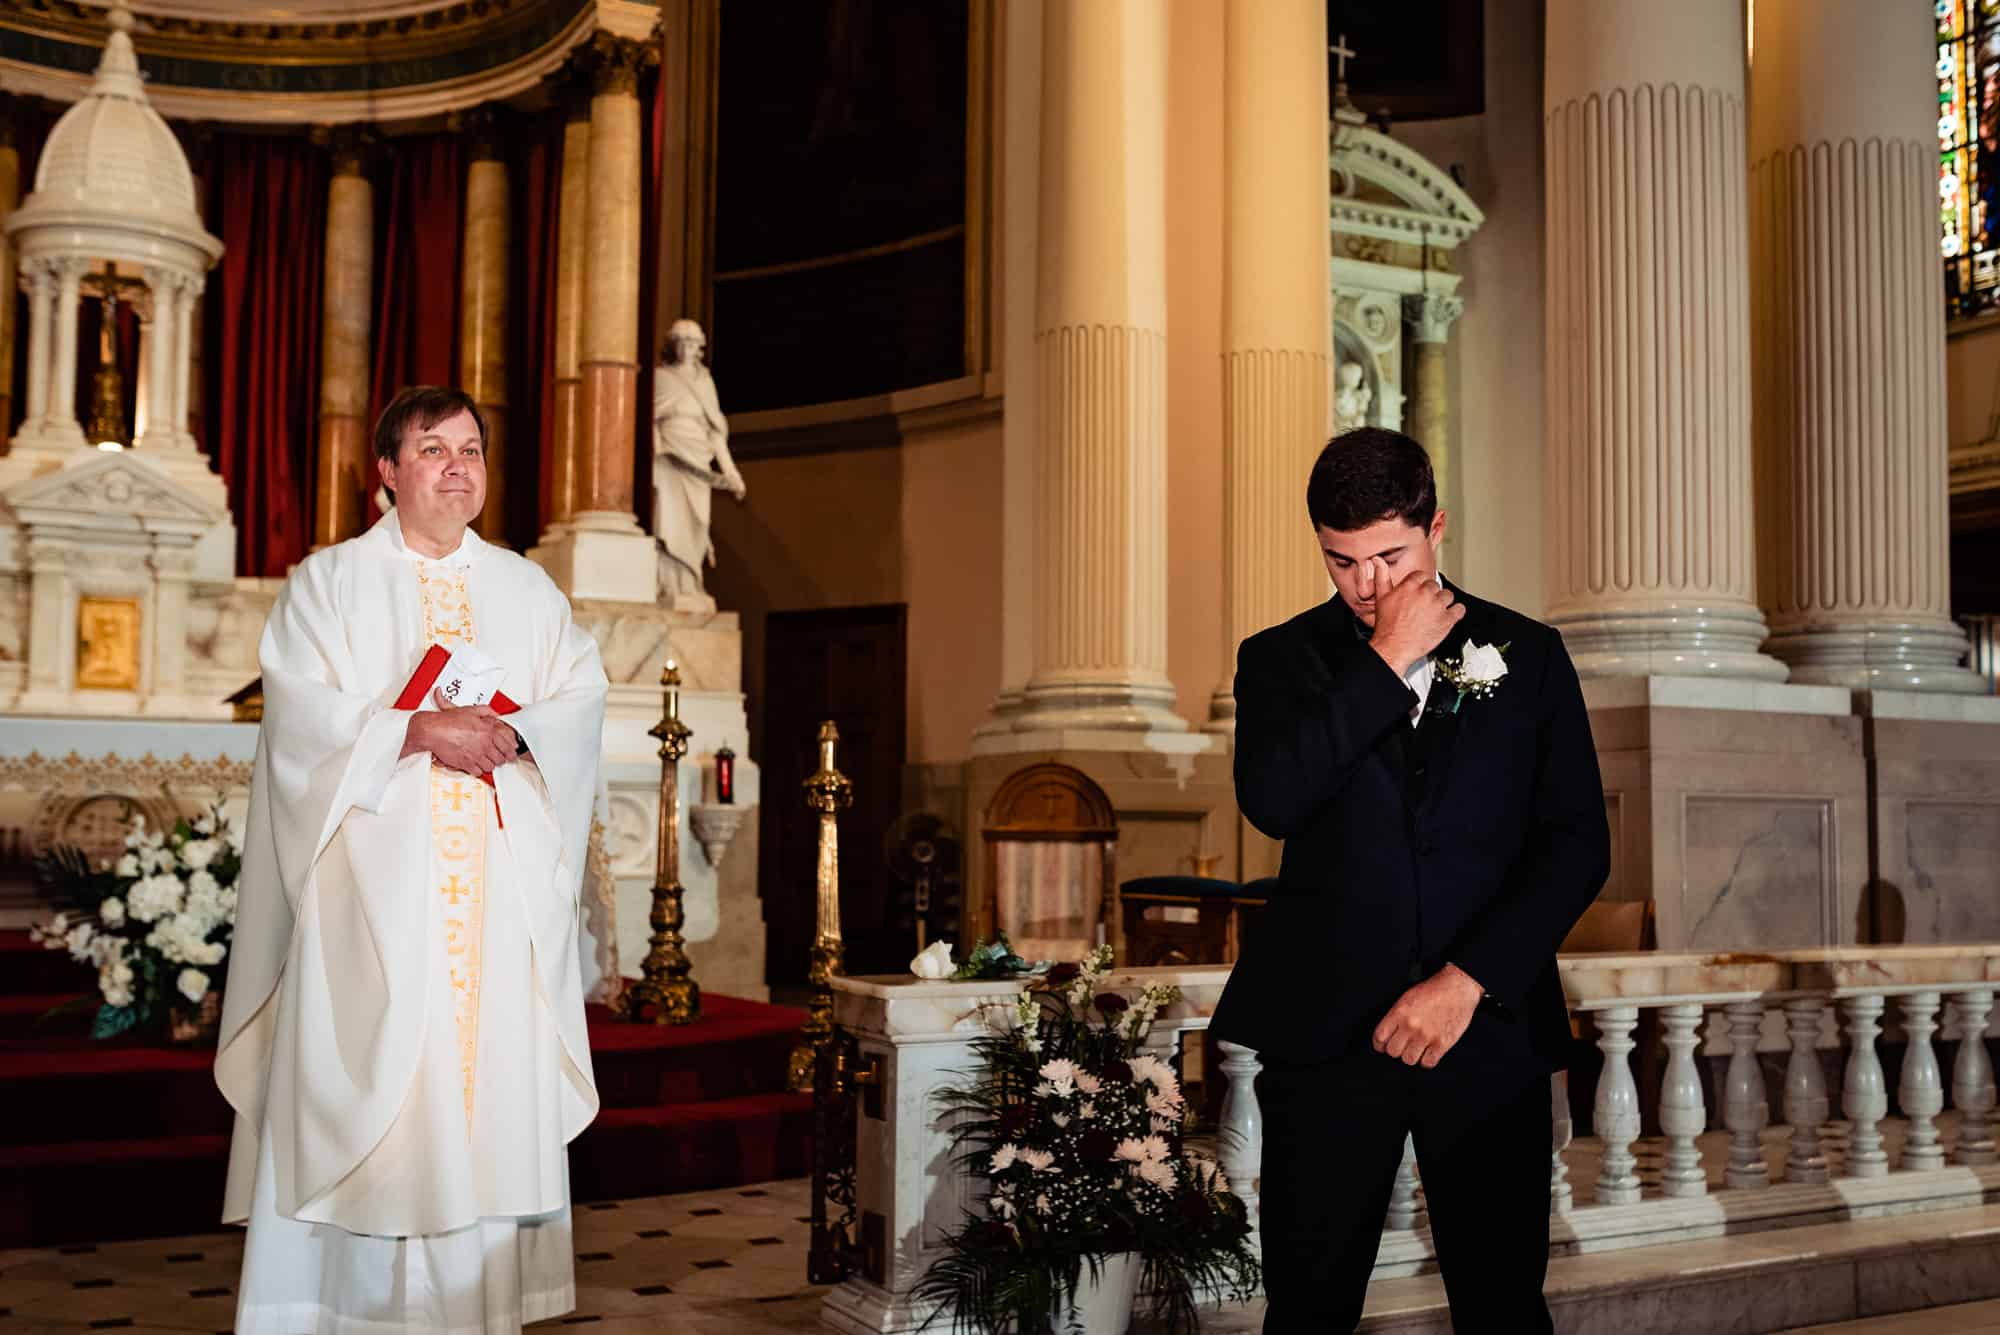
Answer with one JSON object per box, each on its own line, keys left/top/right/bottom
{"left": 28, "top": 803, "right": 241, "bottom": 1040}
{"left": 1433, "top": 639, "right": 1511, "bottom": 713}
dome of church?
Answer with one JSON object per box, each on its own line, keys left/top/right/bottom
{"left": 29, "top": 4, "right": 200, "bottom": 229}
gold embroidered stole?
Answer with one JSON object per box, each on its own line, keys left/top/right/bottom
{"left": 416, "top": 561, "right": 486, "bottom": 1132}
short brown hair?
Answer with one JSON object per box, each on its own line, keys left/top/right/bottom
{"left": 372, "top": 385, "right": 487, "bottom": 464}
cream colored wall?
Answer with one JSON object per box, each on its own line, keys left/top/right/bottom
{"left": 709, "top": 420, "right": 1005, "bottom": 770}
{"left": 1393, "top": 0, "right": 1549, "bottom": 619}
{"left": 1165, "top": 0, "right": 1226, "bottom": 723}
{"left": 1948, "top": 321, "right": 2000, "bottom": 452}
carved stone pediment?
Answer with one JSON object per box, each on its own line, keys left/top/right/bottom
{"left": 3, "top": 451, "right": 221, "bottom": 539}
{"left": 1331, "top": 118, "right": 1485, "bottom": 254}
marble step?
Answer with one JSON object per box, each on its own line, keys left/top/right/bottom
{"left": 1337, "top": 1203, "right": 2000, "bottom": 1335}
{"left": 1779, "top": 1298, "right": 2000, "bottom": 1333}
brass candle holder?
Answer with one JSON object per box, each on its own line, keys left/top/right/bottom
{"left": 623, "top": 659, "right": 701, "bottom": 1025}
{"left": 787, "top": 720, "right": 853, "bottom": 1091}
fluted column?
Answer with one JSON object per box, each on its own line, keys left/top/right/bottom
{"left": 1205, "top": 0, "right": 1331, "bottom": 731}
{"left": 458, "top": 108, "right": 511, "bottom": 544}
{"left": 0, "top": 103, "right": 19, "bottom": 436}
{"left": 310, "top": 131, "right": 375, "bottom": 548}
{"left": 1404, "top": 293, "right": 1464, "bottom": 554}
{"left": 539, "top": 77, "right": 592, "bottom": 541}
{"left": 1016, "top": 0, "right": 1181, "bottom": 732}
{"left": 1543, "top": 0, "right": 1783, "bottom": 680}
{"left": 1750, "top": 0, "right": 1981, "bottom": 691}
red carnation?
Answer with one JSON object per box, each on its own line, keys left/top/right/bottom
{"left": 1093, "top": 992, "right": 1130, "bottom": 1015}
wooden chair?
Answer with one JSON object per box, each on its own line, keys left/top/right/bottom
{"left": 1120, "top": 875, "right": 1271, "bottom": 967}
{"left": 977, "top": 763, "right": 1120, "bottom": 963}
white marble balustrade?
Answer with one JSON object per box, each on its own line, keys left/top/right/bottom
{"left": 821, "top": 947, "right": 2000, "bottom": 1333}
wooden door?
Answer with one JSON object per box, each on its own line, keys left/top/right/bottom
{"left": 761, "top": 605, "right": 908, "bottom": 983}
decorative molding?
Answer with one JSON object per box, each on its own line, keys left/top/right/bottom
{"left": 1402, "top": 292, "right": 1464, "bottom": 345}
{"left": 583, "top": 27, "right": 655, "bottom": 97}
{"left": 0, "top": 746, "right": 251, "bottom": 797}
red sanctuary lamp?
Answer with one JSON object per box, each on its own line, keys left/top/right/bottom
{"left": 714, "top": 747, "right": 735, "bottom": 804}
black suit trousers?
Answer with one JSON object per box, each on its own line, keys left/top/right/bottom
{"left": 1256, "top": 1046, "right": 1555, "bottom": 1335}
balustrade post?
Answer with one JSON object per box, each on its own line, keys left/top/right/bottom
{"left": 1214, "top": 1040, "right": 1263, "bottom": 1224}
{"left": 1550, "top": 1071, "right": 1574, "bottom": 1215}
{"left": 1841, "top": 995, "right": 1889, "bottom": 1178}
{"left": 1897, "top": 991, "right": 1945, "bottom": 1171}
{"left": 1659, "top": 1003, "right": 1708, "bottom": 1197}
{"left": 1783, "top": 998, "right": 1830, "bottom": 1183}
{"left": 1723, "top": 1000, "right": 1771, "bottom": 1189}
{"left": 1951, "top": 989, "right": 1996, "bottom": 1165}
{"left": 1592, "top": 1006, "right": 1643, "bottom": 1205}
{"left": 1385, "top": 1134, "right": 1424, "bottom": 1231}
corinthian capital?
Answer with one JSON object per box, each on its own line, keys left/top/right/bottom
{"left": 586, "top": 31, "right": 659, "bottom": 98}
{"left": 1402, "top": 292, "right": 1465, "bottom": 345}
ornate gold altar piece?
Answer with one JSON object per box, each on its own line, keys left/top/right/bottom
{"left": 75, "top": 596, "right": 141, "bottom": 691}
{"left": 620, "top": 660, "right": 701, "bottom": 1025}
{"left": 788, "top": 720, "right": 853, "bottom": 1090}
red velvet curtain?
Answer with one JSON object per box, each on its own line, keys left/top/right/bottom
{"left": 202, "top": 133, "right": 329, "bottom": 576}
{"left": 368, "top": 133, "right": 465, "bottom": 458}
{"left": 511, "top": 118, "right": 563, "bottom": 546}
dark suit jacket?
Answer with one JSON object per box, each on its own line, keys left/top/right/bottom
{"left": 1210, "top": 581, "right": 1610, "bottom": 1105}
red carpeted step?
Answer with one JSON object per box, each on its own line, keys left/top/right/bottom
{"left": 0, "top": 1041, "right": 230, "bottom": 1146}
{"left": 0, "top": 992, "right": 94, "bottom": 1040}
{"left": 0, "top": 1134, "right": 231, "bottom": 1249}
{"left": 0, "top": 929, "right": 97, "bottom": 998}
{"left": 570, "top": 1091, "right": 816, "bottom": 1203}
{"left": 585, "top": 995, "right": 805, "bottom": 1108}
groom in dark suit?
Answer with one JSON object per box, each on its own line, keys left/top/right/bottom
{"left": 1210, "top": 429, "right": 1610, "bottom": 1333}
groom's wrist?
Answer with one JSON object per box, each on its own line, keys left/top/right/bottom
{"left": 1437, "top": 961, "right": 1486, "bottom": 1003}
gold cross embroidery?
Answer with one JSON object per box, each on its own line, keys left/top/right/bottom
{"left": 442, "top": 781, "right": 473, "bottom": 812}
{"left": 441, "top": 875, "right": 472, "bottom": 905}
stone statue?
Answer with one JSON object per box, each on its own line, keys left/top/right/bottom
{"left": 1334, "top": 360, "right": 1373, "bottom": 434}
{"left": 652, "top": 319, "right": 746, "bottom": 598}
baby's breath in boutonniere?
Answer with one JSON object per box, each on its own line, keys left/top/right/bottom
{"left": 1434, "top": 641, "right": 1510, "bottom": 713}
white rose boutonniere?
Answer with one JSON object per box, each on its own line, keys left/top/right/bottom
{"left": 1435, "top": 640, "right": 1510, "bottom": 713}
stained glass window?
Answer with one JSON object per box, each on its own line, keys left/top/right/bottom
{"left": 1940, "top": 0, "right": 2000, "bottom": 317}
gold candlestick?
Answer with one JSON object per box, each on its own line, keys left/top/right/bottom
{"left": 624, "top": 659, "right": 701, "bottom": 1025}
{"left": 787, "top": 720, "right": 853, "bottom": 1090}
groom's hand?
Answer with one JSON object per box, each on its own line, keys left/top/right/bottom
{"left": 1372, "top": 963, "right": 1485, "bottom": 1068}
{"left": 1366, "top": 557, "right": 1463, "bottom": 675}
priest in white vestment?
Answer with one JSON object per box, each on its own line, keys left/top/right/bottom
{"left": 215, "top": 385, "right": 609, "bottom": 1334}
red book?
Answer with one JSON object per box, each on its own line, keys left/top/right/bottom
{"left": 394, "top": 644, "right": 520, "bottom": 823}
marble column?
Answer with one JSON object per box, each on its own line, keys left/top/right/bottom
{"left": 1404, "top": 293, "right": 1463, "bottom": 551}
{"left": 1016, "top": 0, "right": 1182, "bottom": 733}
{"left": 139, "top": 267, "right": 175, "bottom": 449}
{"left": 540, "top": 33, "right": 659, "bottom": 605}
{"left": 458, "top": 108, "right": 512, "bottom": 545}
{"left": 1206, "top": 0, "right": 1331, "bottom": 732}
{"left": 1749, "top": 0, "right": 1982, "bottom": 692}
{"left": 540, "top": 79, "right": 592, "bottom": 541}
{"left": 0, "top": 104, "right": 19, "bottom": 437}
{"left": 1543, "top": 0, "right": 1784, "bottom": 680}
{"left": 20, "top": 258, "right": 54, "bottom": 436}
{"left": 170, "top": 272, "right": 197, "bottom": 448}
{"left": 311, "top": 130, "right": 376, "bottom": 549}
{"left": 49, "top": 257, "right": 86, "bottom": 446}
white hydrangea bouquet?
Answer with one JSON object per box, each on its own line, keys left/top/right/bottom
{"left": 914, "top": 946, "right": 1260, "bottom": 1334}
{"left": 29, "top": 803, "right": 242, "bottom": 1043}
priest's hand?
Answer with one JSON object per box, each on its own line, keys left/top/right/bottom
{"left": 402, "top": 690, "right": 520, "bottom": 775}
{"left": 1371, "top": 963, "right": 1484, "bottom": 1069}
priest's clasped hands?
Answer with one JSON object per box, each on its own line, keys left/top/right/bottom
{"left": 399, "top": 687, "right": 524, "bottom": 775}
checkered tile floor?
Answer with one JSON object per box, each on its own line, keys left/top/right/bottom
{"left": 0, "top": 1179, "right": 828, "bottom": 1334}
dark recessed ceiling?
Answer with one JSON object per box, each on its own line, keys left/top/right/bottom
{"left": 1327, "top": 0, "right": 1484, "bottom": 123}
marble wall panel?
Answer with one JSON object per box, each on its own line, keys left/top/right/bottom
{"left": 1868, "top": 713, "right": 2000, "bottom": 946}
{"left": 1680, "top": 796, "right": 1836, "bottom": 949}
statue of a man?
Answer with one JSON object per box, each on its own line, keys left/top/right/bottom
{"left": 652, "top": 319, "right": 746, "bottom": 597}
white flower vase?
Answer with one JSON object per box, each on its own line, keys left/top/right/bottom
{"left": 1056, "top": 1253, "right": 1140, "bottom": 1335}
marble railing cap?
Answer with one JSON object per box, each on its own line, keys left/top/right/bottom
{"left": 1560, "top": 945, "right": 2000, "bottom": 1008}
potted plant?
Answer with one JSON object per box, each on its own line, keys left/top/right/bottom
{"left": 914, "top": 946, "right": 1261, "bottom": 1334}
{"left": 29, "top": 803, "right": 241, "bottom": 1044}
